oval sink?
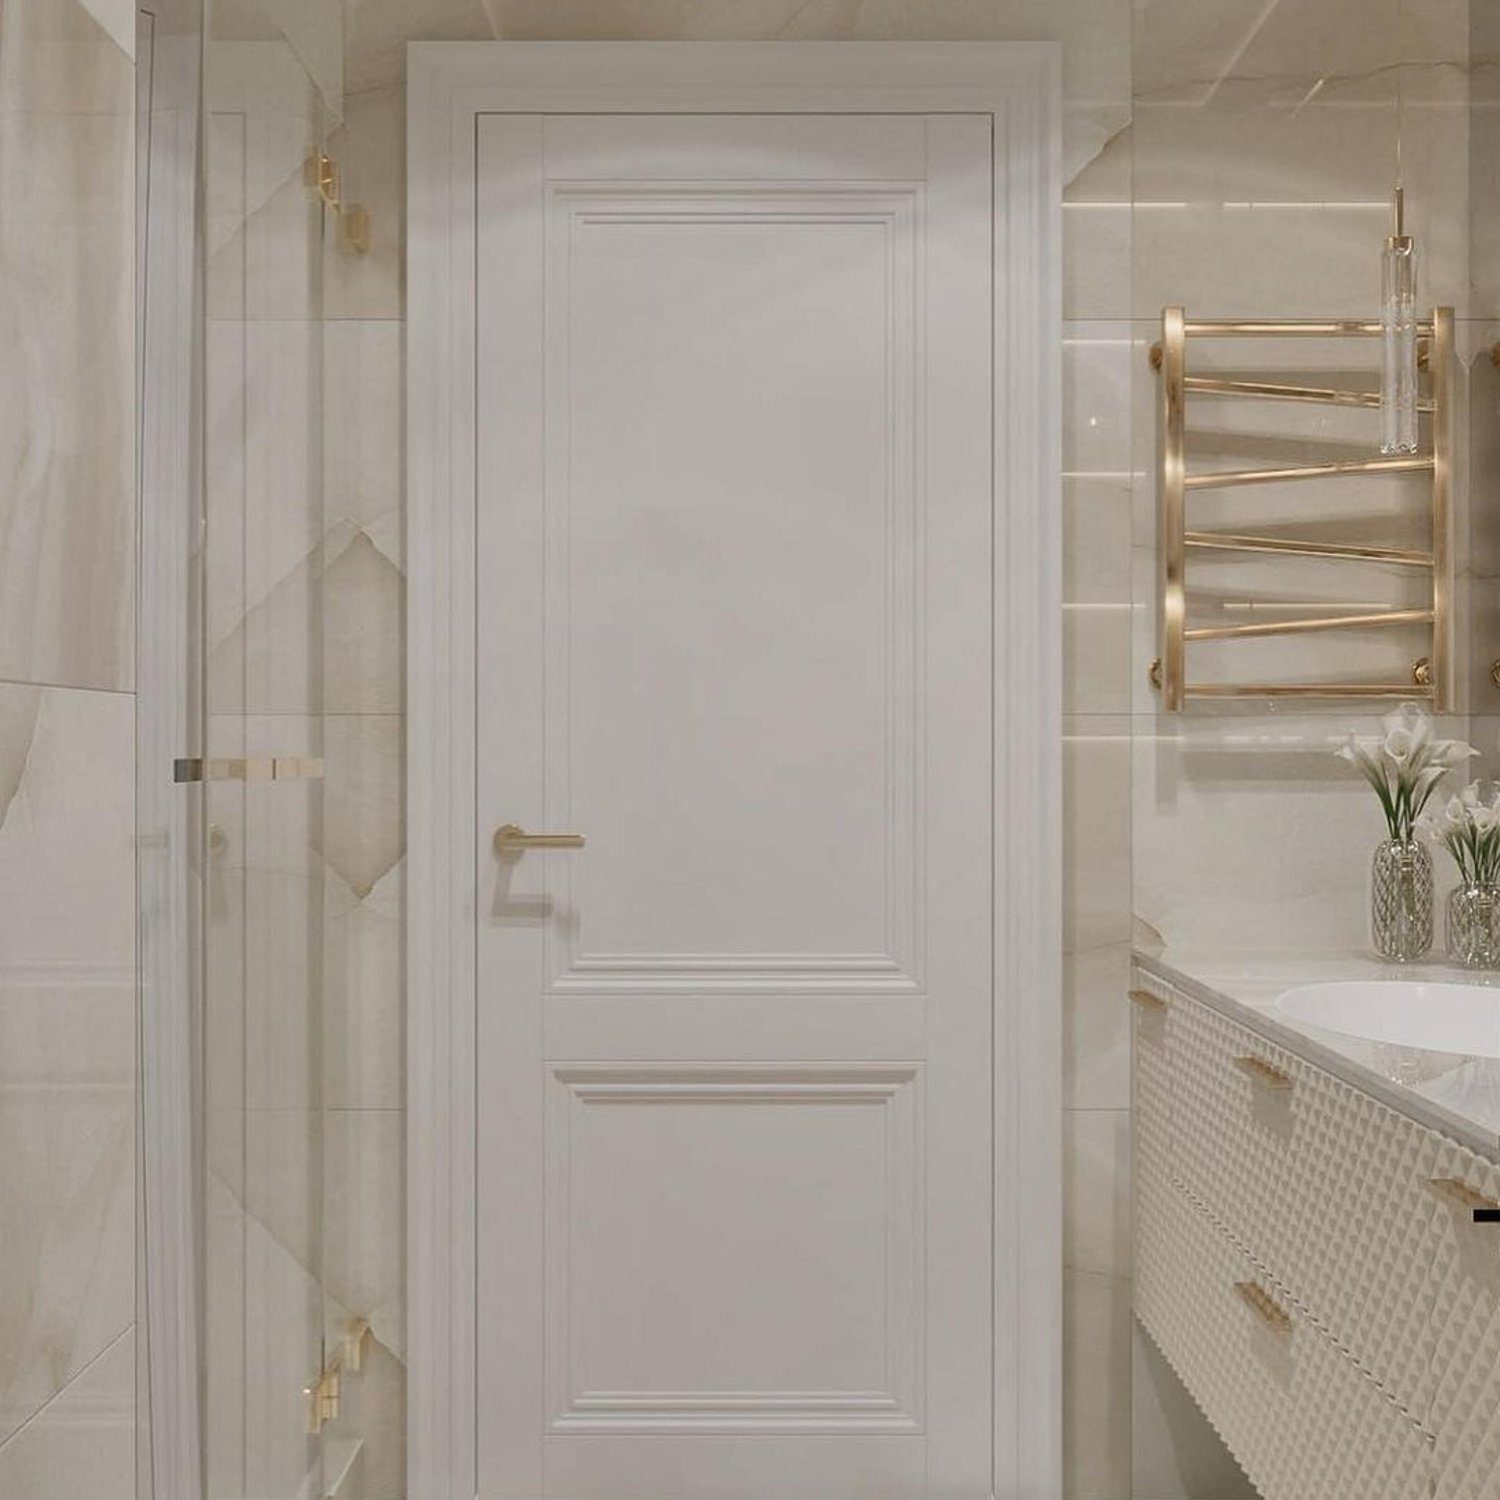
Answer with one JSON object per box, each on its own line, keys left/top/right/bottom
{"left": 1277, "top": 981, "right": 1500, "bottom": 1058}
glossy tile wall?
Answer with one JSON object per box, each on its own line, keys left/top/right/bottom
{"left": 0, "top": 0, "right": 138, "bottom": 1496}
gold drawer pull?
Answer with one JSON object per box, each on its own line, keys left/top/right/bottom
{"left": 1232, "top": 1054, "right": 1293, "bottom": 1090}
{"left": 1129, "top": 988, "right": 1168, "bottom": 1013}
{"left": 1235, "top": 1280, "right": 1293, "bottom": 1333}
{"left": 1428, "top": 1177, "right": 1500, "bottom": 1221}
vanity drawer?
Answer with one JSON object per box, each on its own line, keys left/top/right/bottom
{"left": 1137, "top": 1176, "right": 1432, "bottom": 1499}
{"left": 1426, "top": 1141, "right": 1500, "bottom": 1500}
{"left": 1166, "top": 989, "right": 1448, "bottom": 1419}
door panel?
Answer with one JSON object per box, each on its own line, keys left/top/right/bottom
{"left": 476, "top": 113, "right": 994, "bottom": 1500}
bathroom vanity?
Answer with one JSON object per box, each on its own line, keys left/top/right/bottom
{"left": 1132, "top": 955, "right": 1500, "bottom": 1499}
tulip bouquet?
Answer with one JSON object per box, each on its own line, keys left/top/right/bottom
{"left": 1336, "top": 703, "right": 1476, "bottom": 843}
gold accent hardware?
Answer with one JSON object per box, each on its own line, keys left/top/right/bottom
{"left": 342, "top": 204, "right": 371, "bottom": 255}
{"left": 1129, "top": 988, "right": 1168, "bottom": 1013}
{"left": 1151, "top": 305, "right": 1453, "bottom": 711}
{"left": 1232, "top": 1054, "right": 1292, "bottom": 1090}
{"left": 1430, "top": 307, "right": 1453, "bottom": 707}
{"left": 306, "top": 1365, "right": 341, "bottom": 1434}
{"left": 1235, "top": 1280, "right": 1293, "bottom": 1332}
{"left": 1181, "top": 682, "right": 1434, "bottom": 700}
{"left": 1427, "top": 1177, "right": 1500, "bottom": 1213}
{"left": 342, "top": 1319, "right": 371, "bottom": 1372}
{"left": 1160, "top": 307, "right": 1187, "bottom": 710}
{"left": 1183, "top": 319, "right": 1433, "bottom": 337}
{"left": 494, "top": 823, "right": 586, "bottom": 854}
{"left": 1183, "top": 455, "right": 1433, "bottom": 490}
{"left": 304, "top": 150, "right": 339, "bottom": 205}
{"left": 1491, "top": 661, "right": 1500, "bottom": 690}
{"left": 305, "top": 1319, "right": 374, "bottom": 1435}
{"left": 1183, "top": 532, "right": 1433, "bottom": 567}
{"left": 1183, "top": 608, "right": 1433, "bottom": 644}
{"left": 303, "top": 152, "right": 371, "bottom": 256}
{"left": 1180, "top": 375, "right": 1433, "bottom": 412}
{"left": 1148, "top": 657, "right": 1163, "bottom": 691}
{"left": 173, "top": 756, "right": 324, "bottom": 784}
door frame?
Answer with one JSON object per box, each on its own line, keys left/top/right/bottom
{"left": 407, "top": 42, "right": 1063, "bottom": 1500}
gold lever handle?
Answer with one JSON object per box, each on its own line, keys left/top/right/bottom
{"left": 494, "top": 823, "right": 586, "bottom": 854}
{"left": 1234, "top": 1280, "right": 1292, "bottom": 1333}
{"left": 1232, "top": 1054, "right": 1293, "bottom": 1091}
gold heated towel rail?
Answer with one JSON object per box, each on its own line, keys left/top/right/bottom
{"left": 1149, "top": 308, "right": 1452, "bottom": 710}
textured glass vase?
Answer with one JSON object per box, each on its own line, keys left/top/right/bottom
{"left": 1371, "top": 838, "right": 1433, "bottom": 961}
{"left": 1446, "top": 883, "right": 1500, "bottom": 970}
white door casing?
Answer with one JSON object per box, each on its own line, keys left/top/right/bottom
{"left": 407, "top": 44, "right": 1061, "bottom": 1500}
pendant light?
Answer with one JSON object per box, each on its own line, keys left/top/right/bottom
{"left": 1380, "top": 44, "right": 1417, "bottom": 455}
{"left": 1381, "top": 187, "right": 1418, "bottom": 454}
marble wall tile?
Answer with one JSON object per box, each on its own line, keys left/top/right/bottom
{"left": 1065, "top": 1108, "right": 1132, "bottom": 1278}
{"left": 1066, "top": 941, "right": 1132, "bottom": 1111}
{"left": 0, "top": 0, "right": 135, "bottom": 692}
{"left": 1133, "top": 711, "right": 1473, "bottom": 956}
{"left": 323, "top": 1108, "right": 406, "bottom": 1361}
{"left": 325, "top": 320, "right": 406, "bottom": 567}
{"left": 0, "top": 686, "right": 135, "bottom": 1448}
{"left": 324, "top": 859, "right": 404, "bottom": 1111}
{"left": 1064, "top": 1266, "right": 1134, "bottom": 1499}
{"left": 1065, "top": 723, "right": 1133, "bottom": 954}
{"left": 0, "top": 1327, "right": 134, "bottom": 1500}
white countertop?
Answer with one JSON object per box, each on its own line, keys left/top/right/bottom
{"left": 1133, "top": 947, "right": 1500, "bottom": 1162}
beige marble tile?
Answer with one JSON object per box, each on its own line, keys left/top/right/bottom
{"left": 345, "top": 0, "right": 498, "bottom": 93}
{"left": 1064, "top": 1267, "right": 1133, "bottom": 1499}
{"left": 1066, "top": 322, "right": 1136, "bottom": 479}
{"left": 1131, "top": 1325, "right": 1255, "bottom": 1499}
{"left": 332, "top": 1331, "right": 407, "bottom": 1499}
{"left": 1065, "top": 724, "right": 1133, "bottom": 953}
{"left": 325, "top": 319, "right": 406, "bottom": 567}
{"left": 319, "top": 714, "right": 405, "bottom": 902}
{"left": 78, "top": 0, "right": 134, "bottom": 57}
{"left": 0, "top": 685, "right": 135, "bottom": 1446}
{"left": 324, "top": 858, "right": 404, "bottom": 1111}
{"left": 1065, "top": 1108, "right": 1132, "bottom": 1278}
{"left": 1065, "top": 120, "right": 1132, "bottom": 321}
{"left": 323, "top": 1108, "right": 405, "bottom": 1361}
{"left": 0, "top": 0, "right": 135, "bottom": 692}
{"left": 1066, "top": 941, "right": 1132, "bottom": 1110}
{"left": 1132, "top": 711, "right": 1473, "bottom": 955}
{"left": 0, "top": 1326, "right": 134, "bottom": 1500}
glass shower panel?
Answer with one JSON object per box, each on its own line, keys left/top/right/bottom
{"left": 202, "top": 5, "right": 334, "bottom": 1493}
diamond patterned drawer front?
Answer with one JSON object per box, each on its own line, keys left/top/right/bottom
{"left": 1136, "top": 1164, "right": 1433, "bottom": 1499}
{"left": 1134, "top": 967, "right": 1500, "bottom": 1500}
{"left": 1158, "top": 978, "right": 1448, "bottom": 1419}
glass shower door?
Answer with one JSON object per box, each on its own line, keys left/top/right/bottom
{"left": 201, "top": 8, "right": 333, "bottom": 1494}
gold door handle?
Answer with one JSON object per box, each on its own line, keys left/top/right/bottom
{"left": 494, "top": 823, "right": 586, "bottom": 854}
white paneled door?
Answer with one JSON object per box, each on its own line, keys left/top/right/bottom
{"left": 474, "top": 110, "right": 996, "bottom": 1500}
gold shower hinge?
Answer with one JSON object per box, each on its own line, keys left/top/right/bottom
{"left": 304, "top": 1320, "right": 374, "bottom": 1435}
{"left": 303, "top": 151, "right": 371, "bottom": 255}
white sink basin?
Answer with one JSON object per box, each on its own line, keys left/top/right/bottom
{"left": 1277, "top": 980, "right": 1500, "bottom": 1058}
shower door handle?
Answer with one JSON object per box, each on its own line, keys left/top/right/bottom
{"left": 493, "top": 823, "right": 586, "bottom": 855}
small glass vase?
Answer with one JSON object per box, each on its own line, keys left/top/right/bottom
{"left": 1371, "top": 837, "right": 1433, "bottom": 962}
{"left": 1447, "top": 884, "right": 1500, "bottom": 970}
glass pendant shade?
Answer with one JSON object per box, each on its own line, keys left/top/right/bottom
{"left": 1380, "top": 231, "right": 1418, "bottom": 455}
